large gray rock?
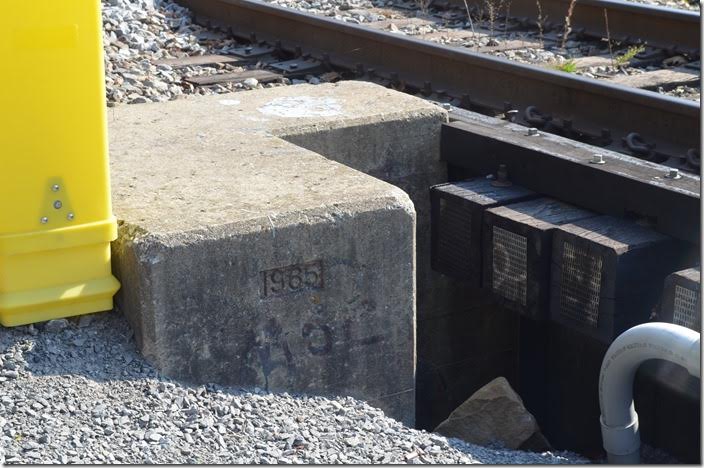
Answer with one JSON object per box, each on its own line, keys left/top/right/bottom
{"left": 434, "top": 377, "right": 550, "bottom": 451}
{"left": 109, "top": 83, "right": 420, "bottom": 425}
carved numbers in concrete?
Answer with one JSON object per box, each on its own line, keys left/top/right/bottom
{"left": 260, "top": 260, "right": 324, "bottom": 298}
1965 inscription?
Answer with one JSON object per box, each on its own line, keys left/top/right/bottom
{"left": 261, "top": 260, "right": 324, "bottom": 298}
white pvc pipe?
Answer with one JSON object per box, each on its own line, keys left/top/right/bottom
{"left": 599, "top": 322, "right": 700, "bottom": 464}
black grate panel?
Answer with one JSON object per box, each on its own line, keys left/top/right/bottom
{"left": 492, "top": 226, "right": 527, "bottom": 306}
{"left": 435, "top": 198, "right": 473, "bottom": 278}
{"left": 673, "top": 285, "right": 700, "bottom": 330}
{"left": 559, "top": 242, "right": 602, "bottom": 328}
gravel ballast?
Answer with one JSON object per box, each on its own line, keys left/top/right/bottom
{"left": 0, "top": 311, "right": 589, "bottom": 464}
{"left": 0, "top": 0, "right": 690, "bottom": 463}
{"left": 102, "top": 0, "right": 700, "bottom": 108}
{"left": 102, "top": 0, "right": 294, "bottom": 106}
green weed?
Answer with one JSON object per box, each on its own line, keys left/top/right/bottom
{"left": 614, "top": 45, "right": 645, "bottom": 67}
{"left": 555, "top": 60, "right": 577, "bottom": 73}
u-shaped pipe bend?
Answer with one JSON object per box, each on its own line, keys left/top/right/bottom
{"left": 599, "top": 322, "right": 700, "bottom": 464}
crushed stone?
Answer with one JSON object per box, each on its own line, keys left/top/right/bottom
{"left": 0, "top": 311, "right": 589, "bottom": 464}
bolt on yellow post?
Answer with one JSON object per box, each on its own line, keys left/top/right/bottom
{"left": 0, "top": 1, "right": 120, "bottom": 326}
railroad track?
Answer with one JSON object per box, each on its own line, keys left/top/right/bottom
{"left": 174, "top": 0, "right": 700, "bottom": 172}
{"left": 439, "top": 0, "right": 700, "bottom": 53}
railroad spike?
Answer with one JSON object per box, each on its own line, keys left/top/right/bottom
{"left": 504, "top": 109, "right": 518, "bottom": 123}
{"left": 503, "top": 101, "right": 517, "bottom": 121}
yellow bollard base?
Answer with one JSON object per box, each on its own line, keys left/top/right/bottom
{"left": 0, "top": 220, "right": 120, "bottom": 327}
{"left": 0, "top": 276, "right": 120, "bottom": 327}
{"left": 1, "top": 2, "right": 120, "bottom": 327}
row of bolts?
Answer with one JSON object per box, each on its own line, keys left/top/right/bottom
{"left": 526, "top": 127, "right": 682, "bottom": 180}
{"left": 40, "top": 184, "right": 74, "bottom": 224}
{"left": 235, "top": 50, "right": 689, "bottom": 180}
{"left": 440, "top": 102, "right": 684, "bottom": 180}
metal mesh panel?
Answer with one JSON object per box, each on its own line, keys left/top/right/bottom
{"left": 435, "top": 198, "right": 472, "bottom": 277}
{"left": 492, "top": 226, "right": 527, "bottom": 306}
{"left": 673, "top": 285, "right": 700, "bottom": 330}
{"left": 559, "top": 242, "right": 602, "bottom": 327}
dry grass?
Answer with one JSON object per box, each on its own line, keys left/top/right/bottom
{"left": 536, "top": 0, "right": 546, "bottom": 48}
{"left": 561, "top": 0, "right": 577, "bottom": 49}
{"left": 485, "top": 0, "right": 500, "bottom": 45}
{"left": 561, "top": 0, "right": 576, "bottom": 49}
{"left": 483, "top": 0, "right": 511, "bottom": 46}
{"left": 416, "top": 0, "right": 432, "bottom": 15}
{"left": 460, "top": 0, "right": 477, "bottom": 38}
{"left": 603, "top": 9, "right": 615, "bottom": 67}
{"left": 503, "top": 0, "right": 512, "bottom": 38}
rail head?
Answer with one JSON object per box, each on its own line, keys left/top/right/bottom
{"left": 181, "top": 0, "right": 701, "bottom": 155}
{"left": 204, "top": 0, "right": 699, "bottom": 115}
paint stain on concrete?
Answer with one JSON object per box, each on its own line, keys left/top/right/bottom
{"left": 257, "top": 96, "right": 343, "bottom": 118}
{"left": 218, "top": 99, "right": 241, "bottom": 106}
{"left": 242, "top": 116, "right": 271, "bottom": 122}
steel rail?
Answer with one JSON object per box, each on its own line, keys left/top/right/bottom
{"left": 441, "top": 0, "right": 701, "bottom": 53}
{"left": 178, "top": 0, "right": 700, "bottom": 156}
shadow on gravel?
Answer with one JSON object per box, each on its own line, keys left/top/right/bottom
{"left": 445, "top": 436, "right": 590, "bottom": 464}
{"left": 0, "top": 310, "right": 589, "bottom": 464}
{"left": 0, "top": 309, "right": 160, "bottom": 384}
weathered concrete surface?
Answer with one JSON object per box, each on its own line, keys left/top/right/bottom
{"left": 116, "top": 82, "right": 506, "bottom": 430}
{"left": 107, "top": 81, "right": 516, "bottom": 430}
{"left": 104, "top": 82, "right": 448, "bottom": 322}
{"left": 108, "top": 82, "right": 418, "bottom": 425}
{"left": 271, "top": 86, "right": 453, "bottom": 328}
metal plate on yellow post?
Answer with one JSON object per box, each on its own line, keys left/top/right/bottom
{"left": 0, "top": 0, "right": 120, "bottom": 326}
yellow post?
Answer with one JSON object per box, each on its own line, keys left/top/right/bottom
{"left": 0, "top": 1, "right": 120, "bottom": 326}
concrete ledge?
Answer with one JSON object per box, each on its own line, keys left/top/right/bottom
{"left": 104, "top": 81, "right": 448, "bottom": 320}
{"left": 109, "top": 82, "right": 426, "bottom": 425}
